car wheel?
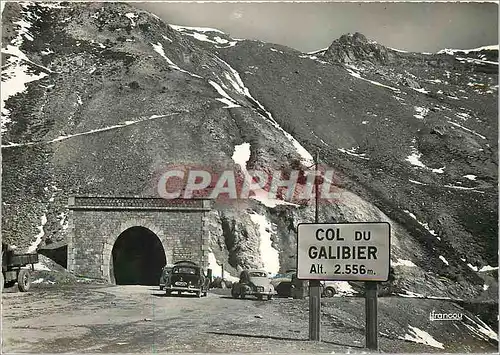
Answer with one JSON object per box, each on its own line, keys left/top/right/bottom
{"left": 17, "top": 269, "right": 31, "bottom": 292}
{"left": 165, "top": 290, "right": 171, "bottom": 296}
{"left": 323, "top": 287, "right": 336, "bottom": 298}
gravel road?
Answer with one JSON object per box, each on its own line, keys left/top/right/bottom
{"left": 1, "top": 284, "right": 497, "bottom": 353}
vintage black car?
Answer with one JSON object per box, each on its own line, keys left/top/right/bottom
{"left": 231, "top": 269, "right": 275, "bottom": 300}
{"left": 164, "top": 261, "right": 209, "bottom": 297}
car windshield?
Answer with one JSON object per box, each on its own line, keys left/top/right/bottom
{"left": 249, "top": 271, "right": 267, "bottom": 278}
{"left": 173, "top": 267, "right": 197, "bottom": 274}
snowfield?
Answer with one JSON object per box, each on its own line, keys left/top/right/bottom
{"left": 249, "top": 212, "right": 280, "bottom": 275}
{"left": 207, "top": 252, "right": 239, "bottom": 282}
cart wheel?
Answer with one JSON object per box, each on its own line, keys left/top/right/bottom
{"left": 17, "top": 269, "right": 31, "bottom": 292}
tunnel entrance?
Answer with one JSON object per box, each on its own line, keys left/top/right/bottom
{"left": 111, "top": 226, "right": 166, "bottom": 285}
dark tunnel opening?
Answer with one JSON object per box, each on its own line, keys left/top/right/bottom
{"left": 111, "top": 226, "right": 166, "bottom": 285}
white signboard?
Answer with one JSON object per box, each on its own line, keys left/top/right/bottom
{"left": 297, "top": 223, "right": 391, "bottom": 281}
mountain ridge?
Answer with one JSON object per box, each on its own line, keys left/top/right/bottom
{"left": 1, "top": 1, "right": 498, "bottom": 314}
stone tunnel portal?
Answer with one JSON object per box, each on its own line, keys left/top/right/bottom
{"left": 111, "top": 226, "right": 166, "bottom": 286}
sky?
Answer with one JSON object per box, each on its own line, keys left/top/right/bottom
{"left": 136, "top": 1, "right": 498, "bottom": 53}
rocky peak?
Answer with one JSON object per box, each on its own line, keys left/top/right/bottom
{"left": 323, "top": 32, "right": 394, "bottom": 65}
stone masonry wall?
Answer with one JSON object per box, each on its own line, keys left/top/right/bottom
{"left": 67, "top": 197, "right": 211, "bottom": 282}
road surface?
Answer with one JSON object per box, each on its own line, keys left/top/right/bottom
{"left": 1, "top": 284, "right": 497, "bottom": 353}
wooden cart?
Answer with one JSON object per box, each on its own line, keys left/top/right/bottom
{"left": 1, "top": 243, "right": 38, "bottom": 292}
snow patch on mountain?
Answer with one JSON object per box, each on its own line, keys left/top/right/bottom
{"left": 439, "top": 256, "right": 449, "bottom": 265}
{"left": 217, "top": 56, "right": 314, "bottom": 166}
{"left": 307, "top": 47, "right": 328, "bottom": 55}
{"left": 456, "top": 57, "right": 498, "bottom": 66}
{"left": 447, "top": 121, "right": 486, "bottom": 140}
{"left": 1, "top": 4, "right": 51, "bottom": 133}
{"left": 413, "top": 106, "right": 429, "bottom": 120}
{"left": 345, "top": 66, "right": 400, "bottom": 92}
{"left": 231, "top": 143, "right": 297, "bottom": 208}
{"left": 249, "top": 213, "right": 280, "bottom": 275}
{"left": 409, "top": 179, "right": 426, "bottom": 185}
{"left": 124, "top": 12, "right": 138, "bottom": 27}
{"left": 412, "top": 87, "right": 430, "bottom": 94}
{"left": 28, "top": 214, "right": 47, "bottom": 253}
{"left": 337, "top": 147, "right": 369, "bottom": 160}
{"left": 208, "top": 81, "right": 241, "bottom": 108}
{"left": 403, "top": 210, "right": 439, "bottom": 239}
{"left": 178, "top": 30, "right": 237, "bottom": 47}
{"left": 401, "top": 325, "right": 444, "bottom": 349}
{"left": 467, "top": 263, "right": 479, "bottom": 272}
{"left": 232, "top": 142, "right": 251, "bottom": 167}
{"left": 405, "top": 151, "right": 427, "bottom": 169}
{"left": 444, "top": 184, "right": 485, "bottom": 194}
{"left": 151, "top": 42, "right": 202, "bottom": 78}
{"left": 169, "top": 24, "right": 225, "bottom": 34}
{"left": 462, "top": 315, "right": 498, "bottom": 342}
{"left": 1, "top": 58, "right": 48, "bottom": 133}
{"left": 398, "top": 290, "right": 425, "bottom": 298}
{"left": 438, "top": 44, "right": 498, "bottom": 55}
{"left": 392, "top": 259, "right": 417, "bottom": 267}
{"left": 405, "top": 143, "right": 445, "bottom": 174}
{"left": 463, "top": 174, "right": 477, "bottom": 181}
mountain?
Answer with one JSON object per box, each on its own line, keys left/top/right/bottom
{"left": 1, "top": 1, "right": 498, "bottom": 313}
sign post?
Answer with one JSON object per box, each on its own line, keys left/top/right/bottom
{"left": 365, "top": 281, "right": 378, "bottom": 350}
{"left": 308, "top": 150, "right": 321, "bottom": 341}
{"left": 297, "top": 222, "right": 390, "bottom": 347}
{"left": 308, "top": 279, "right": 321, "bottom": 340}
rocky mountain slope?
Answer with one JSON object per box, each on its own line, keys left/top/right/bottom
{"left": 1, "top": 1, "right": 498, "bottom": 319}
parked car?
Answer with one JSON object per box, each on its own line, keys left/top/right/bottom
{"left": 270, "top": 269, "right": 338, "bottom": 298}
{"left": 231, "top": 269, "right": 276, "bottom": 300}
{"left": 164, "top": 261, "right": 209, "bottom": 297}
{"left": 321, "top": 281, "right": 337, "bottom": 298}
{"left": 271, "top": 269, "right": 296, "bottom": 297}
{"left": 159, "top": 264, "right": 174, "bottom": 290}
